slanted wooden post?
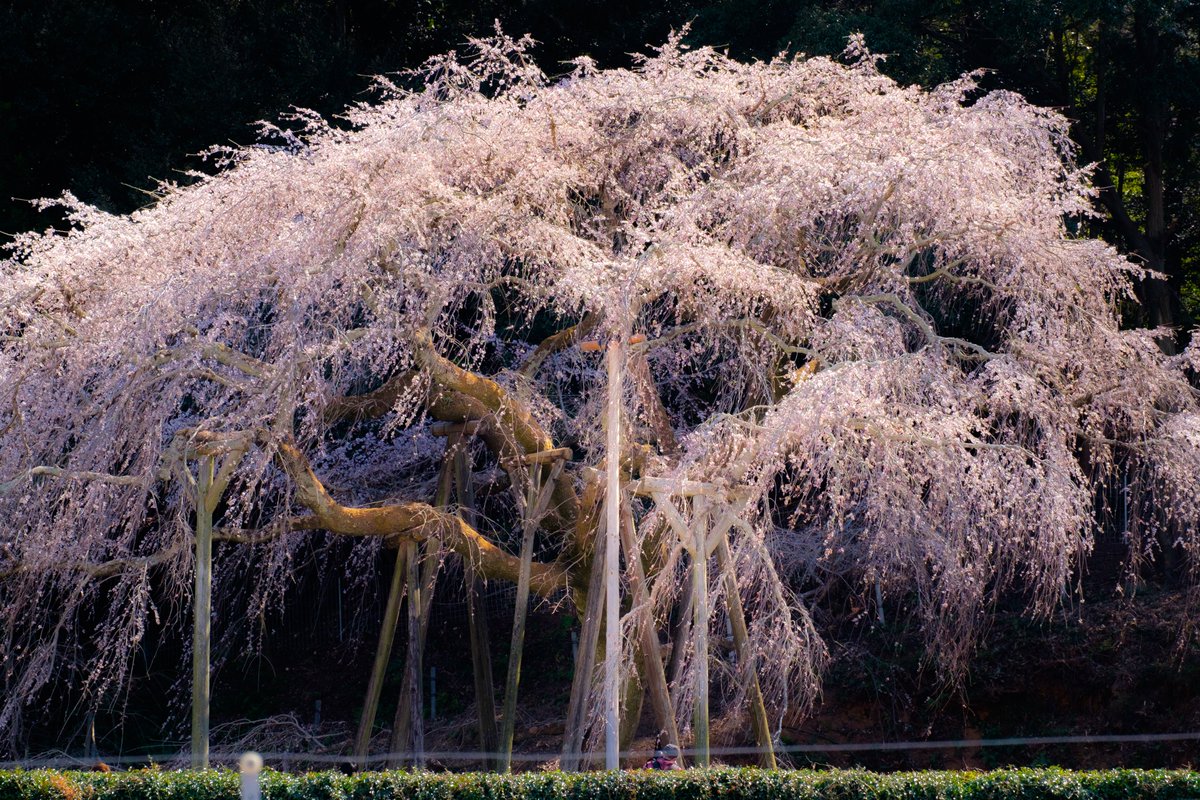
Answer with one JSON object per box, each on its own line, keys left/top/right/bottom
{"left": 715, "top": 534, "right": 775, "bottom": 768}
{"left": 354, "top": 544, "right": 408, "bottom": 765}
{"left": 666, "top": 569, "right": 694, "bottom": 691}
{"left": 499, "top": 451, "right": 569, "bottom": 770}
{"left": 387, "top": 537, "right": 439, "bottom": 767}
{"left": 191, "top": 455, "right": 215, "bottom": 769}
{"left": 618, "top": 499, "right": 681, "bottom": 761}
{"left": 561, "top": 519, "right": 607, "bottom": 771}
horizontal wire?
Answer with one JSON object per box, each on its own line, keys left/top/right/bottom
{"left": 5, "top": 731, "right": 1200, "bottom": 770}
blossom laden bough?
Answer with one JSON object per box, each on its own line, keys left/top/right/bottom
{"left": 0, "top": 29, "right": 1197, "bottom": 753}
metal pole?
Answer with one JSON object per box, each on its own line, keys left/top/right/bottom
{"left": 604, "top": 338, "right": 622, "bottom": 770}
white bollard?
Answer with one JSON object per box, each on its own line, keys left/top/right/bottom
{"left": 239, "top": 752, "right": 263, "bottom": 800}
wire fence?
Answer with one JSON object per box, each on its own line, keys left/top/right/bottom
{"left": 6, "top": 730, "right": 1200, "bottom": 771}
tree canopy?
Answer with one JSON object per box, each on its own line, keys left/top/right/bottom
{"left": 1, "top": 31, "right": 1199, "bottom": 756}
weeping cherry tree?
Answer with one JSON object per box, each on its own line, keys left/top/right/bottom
{"left": 1, "top": 30, "right": 1199, "bottom": 758}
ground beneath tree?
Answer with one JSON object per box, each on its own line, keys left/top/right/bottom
{"left": 192, "top": 584, "right": 1200, "bottom": 771}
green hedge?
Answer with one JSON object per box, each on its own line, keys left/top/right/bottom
{"left": 2, "top": 768, "right": 1200, "bottom": 800}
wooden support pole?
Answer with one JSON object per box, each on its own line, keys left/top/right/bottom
{"left": 355, "top": 457, "right": 454, "bottom": 765}
{"left": 353, "top": 544, "right": 408, "bottom": 765}
{"left": 502, "top": 447, "right": 573, "bottom": 466}
{"left": 499, "top": 459, "right": 565, "bottom": 770}
{"left": 454, "top": 442, "right": 500, "bottom": 769}
{"left": 431, "top": 420, "right": 482, "bottom": 437}
{"left": 405, "top": 539, "right": 426, "bottom": 765}
{"left": 619, "top": 499, "right": 682, "bottom": 761}
{"left": 190, "top": 456, "right": 215, "bottom": 769}
{"left": 692, "top": 499, "right": 710, "bottom": 767}
{"left": 715, "top": 535, "right": 776, "bottom": 768}
{"left": 561, "top": 520, "right": 607, "bottom": 771}
{"left": 631, "top": 477, "right": 749, "bottom": 499}
{"left": 603, "top": 339, "right": 622, "bottom": 771}
{"left": 387, "top": 539, "right": 439, "bottom": 767}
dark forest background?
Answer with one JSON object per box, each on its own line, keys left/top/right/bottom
{"left": 2, "top": 0, "right": 1199, "bottom": 341}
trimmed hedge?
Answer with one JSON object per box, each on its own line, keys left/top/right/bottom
{"left": 2, "top": 768, "right": 1200, "bottom": 800}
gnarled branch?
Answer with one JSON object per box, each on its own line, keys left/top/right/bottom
{"left": 274, "top": 439, "right": 569, "bottom": 597}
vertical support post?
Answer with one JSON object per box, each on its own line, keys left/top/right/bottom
{"left": 191, "top": 456, "right": 215, "bottom": 769}
{"left": 714, "top": 535, "right": 775, "bottom": 768}
{"left": 357, "top": 454, "right": 452, "bottom": 766}
{"left": 603, "top": 339, "right": 622, "bottom": 770}
{"left": 692, "top": 499, "right": 710, "bottom": 767}
{"left": 456, "top": 442, "right": 499, "bottom": 768}
{"left": 404, "top": 539, "right": 425, "bottom": 766}
{"left": 353, "top": 544, "right": 408, "bottom": 765}
{"left": 561, "top": 521, "right": 607, "bottom": 771}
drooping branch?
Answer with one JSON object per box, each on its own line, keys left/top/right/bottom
{"left": 150, "top": 339, "right": 271, "bottom": 379}
{"left": 0, "top": 520, "right": 302, "bottom": 581}
{"left": 416, "top": 331, "right": 581, "bottom": 534}
{"left": 0, "top": 466, "right": 147, "bottom": 497}
{"left": 323, "top": 370, "right": 419, "bottom": 424}
{"left": 415, "top": 331, "right": 554, "bottom": 456}
{"left": 518, "top": 312, "right": 599, "bottom": 379}
{"left": 273, "top": 439, "right": 569, "bottom": 596}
